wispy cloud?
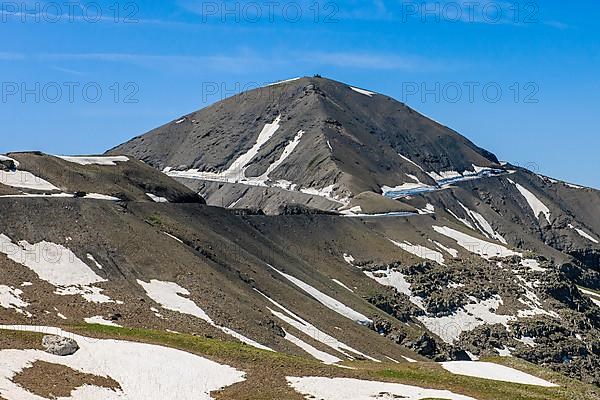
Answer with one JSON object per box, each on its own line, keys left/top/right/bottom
{"left": 51, "top": 65, "right": 86, "bottom": 76}
{"left": 0, "top": 52, "right": 25, "bottom": 60}
{"left": 36, "top": 51, "right": 281, "bottom": 74}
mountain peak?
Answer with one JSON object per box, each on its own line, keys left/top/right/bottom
{"left": 109, "top": 76, "right": 500, "bottom": 213}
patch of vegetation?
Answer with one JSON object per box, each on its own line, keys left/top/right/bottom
{"left": 144, "top": 213, "right": 163, "bottom": 226}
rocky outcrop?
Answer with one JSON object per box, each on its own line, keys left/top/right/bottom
{"left": 42, "top": 335, "right": 79, "bottom": 356}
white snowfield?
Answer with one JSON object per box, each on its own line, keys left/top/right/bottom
{"left": 57, "top": 155, "right": 130, "bottom": 166}
{"left": 0, "top": 170, "right": 60, "bottom": 191}
{"left": 432, "top": 226, "right": 521, "bottom": 259}
{"left": 509, "top": 179, "right": 551, "bottom": 223}
{"left": 349, "top": 86, "right": 377, "bottom": 97}
{"left": 441, "top": 361, "right": 558, "bottom": 387}
{"left": 287, "top": 377, "right": 477, "bottom": 400}
{"left": 269, "top": 265, "right": 372, "bottom": 325}
{"left": 0, "top": 325, "right": 246, "bottom": 400}
{"left": 568, "top": 224, "right": 599, "bottom": 244}
{"left": 0, "top": 235, "right": 114, "bottom": 304}
{"left": 137, "top": 279, "right": 272, "bottom": 351}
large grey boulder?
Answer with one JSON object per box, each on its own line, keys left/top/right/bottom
{"left": 42, "top": 335, "right": 79, "bottom": 356}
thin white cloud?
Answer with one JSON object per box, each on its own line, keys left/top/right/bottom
{"left": 0, "top": 52, "right": 25, "bottom": 60}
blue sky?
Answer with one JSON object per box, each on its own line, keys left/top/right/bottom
{"left": 1, "top": 0, "right": 599, "bottom": 187}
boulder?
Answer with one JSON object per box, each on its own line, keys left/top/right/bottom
{"left": 42, "top": 335, "right": 79, "bottom": 356}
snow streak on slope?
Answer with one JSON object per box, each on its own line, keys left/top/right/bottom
{"left": 388, "top": 239, "right": 445, "bottom": 265}
{"left": 349, "top": 86, "right": 376, "bottom": 97}
{"left": 57, "top": 156, "right": 129, "bottom": 166}
{"left": 166, "top": 115, "right": 282, "bottom": 183}
{"left": 0, "top": 326, "right": 245, "bottom": 400}
{"left": 441, "top": 362, "right": 557, "bottom": 387}
{"left": 0, "top": 235, "right": 114, "bottom": 303}
{"left": 568, "top": 224, "right": 599, "bottom": 244}
{"left": 458, "top": 202, "right": 507, "bottom": 244}
{"left": 282, "top": 330, "right": 343, "bottom": 365}
{"left": 432, "top": 226, "right": 521, "bottom": 259}
{"left": 260, "top": 292, "right": 378, "bottom": 362}
{"left": 509, "top": 179, "right": 551, "bottom": 223}
{"left": 287, "top": 377, "right": 477, "bottom": 400}
{"left": 247, "top": 130, "right": 304, "bottom": 184}
{"left": 266, "top": 77, "right": 301, "bottom": 86}
{"left": 398, "top": 153, "right": 425, "bottom": 172}
{"left": 137, "top": 280, "right": 272, "bottom": 351}
{"left": 269, "top": 265, "right": 372, "bottom": 325}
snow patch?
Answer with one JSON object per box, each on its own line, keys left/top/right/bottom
{"left": 85, "top": 316, "right": 122, "bottom": 327}
{"left": 509, "top": 179, "right": 551, "bottom": 223}
{"left": 568, "top": 224, "right": 599, "bottom": 244}
{"left": 0, "top": 170, "right": 60, "bottom": 191}
{"left": 343, "top": 253, "right": 355, "bottom": 265}
{"left": 418, "top": 295, "right": 515, "bottom": 344}
{"left": 441, "top": 361, "right": 557, "bottom": 387}
{"left": 57, "top": 156, "right": 129, "bottom": 166}
{"left": 0, "top": 286, "right": 29, "bottom": 316}
{"left": 349, "top": 86, "right": 376, "bottom": 97}
{"left": 137, "top": 279, "right": 272, "bottom": 351}
{"left": 457, "top": 202, "right": 507, "bottom": 244}
{"left": 147, "top": 193, "right": 169, "bottom": 203}
{"left": 287, "top": 377, "right": 477, "bottom": 400}
{"left": 266, "top": 77, "right": 301, "bottom": 86}
{"left": 0, "top": 235, "right": 114, "bottom": 303}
